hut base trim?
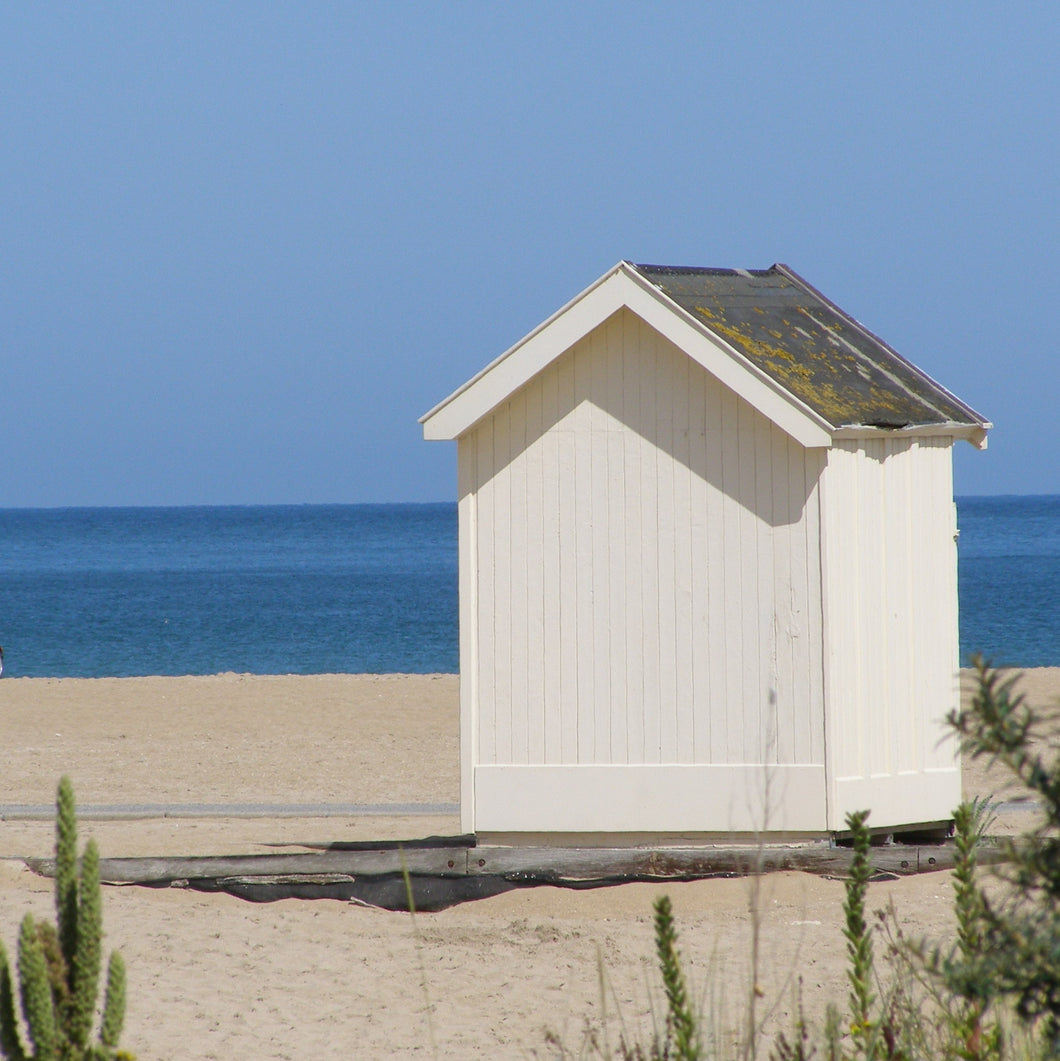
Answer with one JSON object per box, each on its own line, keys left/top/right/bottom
{"left": 831, "top": 768, "right": 961, "bottom": 832}
{"left": 473, "top": 763, "right": 826, "bottom": 833}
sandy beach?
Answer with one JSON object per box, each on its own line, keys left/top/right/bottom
{"left": 2, "top": 669, "right": 1058, "bottom": 1059}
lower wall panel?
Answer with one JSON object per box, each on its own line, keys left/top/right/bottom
{"left": 474, "top": 763, "right": 827, "bottom": 833}
{"left": 830, "top": 769, "right": 961, "bottom": 831}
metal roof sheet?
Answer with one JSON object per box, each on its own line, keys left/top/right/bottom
{"left": 631, "top": 263, "right": 988, "bottom": 430}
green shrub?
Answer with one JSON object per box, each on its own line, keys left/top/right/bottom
{"left": 0, "top": 777, "right": 131, "bottom": 1061}
{"left": 946, "top": 658, "right": 1060, "bottom": 1056}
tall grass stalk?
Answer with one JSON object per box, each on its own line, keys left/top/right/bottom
{"left": 653, "top": 895, "right": 701, "bottom": 1061}
{"left": 841, "top": 810, "right": 875, "bottom": 1057}
{"left": 743, "top": 756, "right": 799, "bottom": 1061}
{"left": 744, "top": 844, "right": 764, "bottom": 1061}
{"left": 399, "top": 851, "right": 438, "bottom": 1059}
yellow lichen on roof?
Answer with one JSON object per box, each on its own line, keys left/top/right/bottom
{"left": 695, "top": 313, "right": 873, "bottom": 424}
{"left": 631, "top": 263, "right": 987, "bottom": 431}
{"left": 700, "top": 315, "right": 800, "bottom": 369}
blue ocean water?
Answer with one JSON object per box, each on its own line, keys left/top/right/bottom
{"left": 0, "top": 504, "right": 457, "bottom": 678}
{"left": 0, "top": 497, "right": 1056, "bottom": 678}
{"left": 957, "top": 495, "right": 1060, "bottom": 668}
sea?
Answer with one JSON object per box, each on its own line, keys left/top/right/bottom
{"left": 0, "top": 496, "right": 1057, "bottom": 679}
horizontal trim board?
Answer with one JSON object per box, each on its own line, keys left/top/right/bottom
{"left": 474, "top": 763, "right": 826, "bottom": 833}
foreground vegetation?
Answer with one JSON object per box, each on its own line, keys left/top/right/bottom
{"left": 0, "top": 777, "right": 130, "bottom": 1061}
{"left": 548, "top": 660, "right": 1060, "bottom": 1060}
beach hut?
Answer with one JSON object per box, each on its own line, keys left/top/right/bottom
{"left": 421, "top": 263, "right": 991, "bottom": 842}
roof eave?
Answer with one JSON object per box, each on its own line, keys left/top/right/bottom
{"left": 420, "top": 263, "right": 628, "bottom": 439}
{"left": 831, "top": 421, "right": 992, "bottom": 450}
{"left": 620, "top": 262, "right": 835, "bottom": 445}
{"left": 774, "top": 263, "right": 993, "bottom": 432}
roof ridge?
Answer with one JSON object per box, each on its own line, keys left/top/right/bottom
{"left": 633, "top": 263, "right": 777, "bottom": 278}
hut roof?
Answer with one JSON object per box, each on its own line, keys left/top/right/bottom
{"left": 630, "top": 263, "right": 987, "bottom": 433}
{"left": 421, "top": 262, "right": 991, "bottom": 448}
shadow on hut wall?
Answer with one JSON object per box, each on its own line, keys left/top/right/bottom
{"left": 465, "top": 307, "right": 823, "bottom": 531}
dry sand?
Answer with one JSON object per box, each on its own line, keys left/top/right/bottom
{"left": 1, "top": 669, "right": 1058, "bottom": 1059}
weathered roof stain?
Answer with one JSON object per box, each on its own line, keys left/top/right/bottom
{"left": 631, "top": 263, "right": 987, "bottom": 430}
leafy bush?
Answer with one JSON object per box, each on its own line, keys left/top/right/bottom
{"left": 944, "top": 658, "right": 1060, "bottom": 1056}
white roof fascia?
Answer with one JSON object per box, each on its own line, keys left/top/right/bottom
{"left": 832, "top": 422, "right": 992, "bottom": 450}
{"left": 617, "top": 263, "right": 833, "bottom": 449}
{"left": 421, "top": 261, "right": 834, "bottom": 448}
{"left": 420, "top": 264, "right": 628, "bottom": 440}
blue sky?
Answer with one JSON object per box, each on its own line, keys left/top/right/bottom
{"left": 1, "top": 3, "right": 1056, "bottom": 507}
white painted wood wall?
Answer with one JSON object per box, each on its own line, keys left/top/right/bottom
{"left": 453, "top": 307, "right": 963, "bottom": 837}
{"left": 458, "top": 309, "right": 833, "bottom": 836}
{"left": 820, "top": 437, "right": 961, "bottom": 830}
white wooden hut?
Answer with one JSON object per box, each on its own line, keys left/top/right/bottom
{"left": 421, "top": 262, "right": 990, "bottom": 842}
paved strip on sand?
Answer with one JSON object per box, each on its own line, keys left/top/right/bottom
{"left": 0, "top": 799, "right": 1041, "bottom": 823}
{"left": 0, "top": 802, "right": 460, "bottom": 821}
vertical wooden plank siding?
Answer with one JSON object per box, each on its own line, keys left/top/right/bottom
{"left": 672, "top": 351, "right": 695, "bottom": 764}
{"left": 457, "top": 437, "right": 478, "bottom": 834}
{"left": 753, "top": 413, "right": 776, "bottom": 763}
{"left": 588, "top": 326, "right": 614, "bottom": 763}
{"left": 492, "top": 404, "right": 513, "bottom": 763}
{"left": 556, "top": 349, "right": 579, "bottom": 761}
{"left": 468, "top": 309, "right": 826, "bottom": 776}
{"left": 655, "top": 322, "right": 678, "bottom": 763}
{"left": 604, "top": 312, "right": 628, "bottom": 763}
{"left": 539, "top": 363, "right": 562, "bottom": 763}
{"left": 574, "top": 332, "right": 596, "bottom": 760}
{"left": 638, "top": 318, "right": 662, "bottom": 763}
{"left": 621, "top": 315, "right": 645, "bottom": 763}
{"left": 721, "top": 386, "right": 745, "bottom": 765}
{"left": 799, "top": 447, "right": 827, "bottom": 766}
{"left": 523, "top": 374, "right": 545, "bottom": 764}
{"left": 507, "top": 395, "right": 529, "bottom": 763}
{"left": 821, "top": 437, "right": 961, "bottom": 828}
{"left": 473, "top": 420, "right": 497, "bottom": 765}
{"left": 916, "top": 438, "right": 961, "bottom": 773}
{"left": 687, "top": 363, "right": 711, "bottom": 761}
{"left": 703, "top": 376, "right": 728, "bottom": 763}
